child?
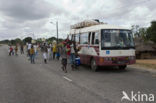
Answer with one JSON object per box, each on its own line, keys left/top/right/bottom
{"left": 43, "top": 52, "right": 47, "bottom": 63}
{"left": 42, "top": 43, "right": 48, "bottom": 64}
{"left": 9, "top": 46, "right": 13, "bottom": 56}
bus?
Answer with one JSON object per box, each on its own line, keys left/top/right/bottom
{"left": 69, "top": 21, "right": 135, "bottom": 71}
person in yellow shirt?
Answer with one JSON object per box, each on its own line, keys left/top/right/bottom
{"left": 15, "top": 45, "right": 18, "bottom": 56}
{"left": 53, "top": 44, "right": 57, "bottom": 60}
{"left": 30, "top": 45, "right": 35, "bottom": 64}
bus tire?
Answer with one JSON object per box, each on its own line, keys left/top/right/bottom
{"left": 91, "top": 59, "right": 98, "bottom": 72}
{"left": 119, "top": 65, "right": 127, "bottom": 70}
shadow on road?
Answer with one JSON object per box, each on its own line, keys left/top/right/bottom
{"left": 79, "top": 65, "right": 132, "bottom": 74}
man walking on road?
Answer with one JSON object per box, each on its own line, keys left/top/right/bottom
{"left": 33, "top": 43, "right": 38, "bottom": 59}
{"left": 60, "top": 44, "right": 67, "bottom": 73}
{"left": 14, "top": 45, "right": 18, "bottom": 56}
{"left": 20, "top": 44, "right": 24, "bottom": 54}
{"left": 27, "top": 42, "right": 32, "bottom": 57}
{"left": 30, "top": 45, "right": 35, "bottom": 64}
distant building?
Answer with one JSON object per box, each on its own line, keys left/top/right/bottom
{"left": 135, "top": 38, "right": 156, "bottom": 59}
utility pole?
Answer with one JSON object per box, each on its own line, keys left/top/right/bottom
{"left": 56, "top": 21, "right": 58, "bottom": 45}
{"left": 50, "top": 21, "right": 59, "bottom": 45}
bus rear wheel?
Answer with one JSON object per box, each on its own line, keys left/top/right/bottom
{"left": 119, "top": 65, "right": 127, "bottom": 70}
{"left": 91, "top": 59, "right": 98, "bottom": 72}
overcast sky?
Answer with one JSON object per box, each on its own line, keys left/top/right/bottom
{"left": 0, "top": 0, "right": 155, "bottom": 40}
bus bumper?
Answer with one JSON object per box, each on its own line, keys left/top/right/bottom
{"left": 97, "top": 56, "right": 136, "bottom": 66}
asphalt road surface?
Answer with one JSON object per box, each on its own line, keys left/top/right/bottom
{"left": 0, "top": 45, "right": 156, "bottom": 103}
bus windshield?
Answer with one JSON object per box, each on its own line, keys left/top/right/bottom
{"left": 101, "top": 29, "right": 134, "bottom": 49}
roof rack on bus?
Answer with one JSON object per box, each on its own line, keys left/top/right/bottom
{"left": 70, "top": 19, "right": 107, "bottom": 29}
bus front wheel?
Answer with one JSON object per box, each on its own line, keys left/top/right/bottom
{"left": 119, "top": 65, "right": 127, "bottom": 70}
{"left": 91, "top": 59, "right": 98, "bottom": 72}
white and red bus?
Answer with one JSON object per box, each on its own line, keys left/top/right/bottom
{"left": 69, "top": 21, "right": 135, "bottom": 71}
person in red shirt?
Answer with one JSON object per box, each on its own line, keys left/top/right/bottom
{"left": 66, "top": 43, "right": 71, "bottom": 60}
{"left": 9, "top": 46, "right": 13, "bottom": 56}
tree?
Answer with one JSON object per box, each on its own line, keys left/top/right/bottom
{"left": 15, "top": 38, "right": 22, "bottom": 44}
{"left": 131, "top": 25, "right": 140, "bottom": 37}
{"left": 47, "top": 37, "right": 64, "bottom": 44}
{"left": 147, "top": 21, "right": 156, "bottom": 43}
{"left": 23, "top": 37, "right": 32, "bottom": 44}
{"left": 0, "top": 39, "right": 10, "bottom": 44}
{"left": 10, "top": 40, "right": 16, "bottom": 45}
{"left": 36, "top": 38, "right": 42, "bottom": 43}
{"left": 138, "top": 28, "right": 148, "bottom": 41}
{"left": 47, "top": 37, "right": 56, "bottom": 42}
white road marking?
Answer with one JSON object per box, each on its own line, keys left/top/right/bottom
{"left": 63, "top": 76, "right": 72, "bottom": 82}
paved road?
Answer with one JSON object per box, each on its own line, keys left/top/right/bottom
{"left": 0, "top": 45, "right": 156, "bottom": 103}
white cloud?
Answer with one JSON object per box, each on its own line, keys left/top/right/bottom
{"left": 0, "top": 0, "right": 156, "bottom": 40}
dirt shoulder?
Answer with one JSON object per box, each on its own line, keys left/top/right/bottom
{"left": 136, "top": 59, "right": 156, "bottom": 65}
{"left": 136, "top": 59, "right": 156, "bottom": 69}
{"left": 129, "top": 59, "right": 156, "bottom": 72}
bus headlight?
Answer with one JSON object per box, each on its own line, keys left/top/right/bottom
{"left": 125, "top": 57, "right": 129, "bottom": 60}
{"left": 112, "top": 57, "right": 116, "bottom": 61}
{"left": 100, "top": 58, "right": 104, "bottom": 62}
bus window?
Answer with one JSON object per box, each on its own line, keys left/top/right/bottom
{"left": 91, "top": 32, "right": 99, "bottom": 45}
{"left": 71, "top": 35, "right": 74, "bottom": 41}
{"left": 88, "top": 32, "right": 91, "bottom": 45}
{"left": 95, "top": 32, "right": 99, "bottom": 44}
{"left": 75, "top": 34, "right": 79, "bottom": 43}
{"left": 92, "top": 32, "right": 95, "bottom": 44}
{"left": 80, "top": 33, "right": 88, "bottom": 44}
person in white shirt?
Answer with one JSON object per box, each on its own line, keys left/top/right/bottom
{"left": 33, "top": 44, "right": 38, "bottom": 58}
{"left": 47, "top": 44, "right": 52, "bottom": 60}
{"left": 27, "top": 43, "right": 32, "bottom": 56}
{"left": 70, "top": 42, "right": 76, "bottom": 70}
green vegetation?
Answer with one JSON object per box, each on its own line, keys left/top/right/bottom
{"left": 132, "top": 20, "right": 156, "bottom": 43}
{"left": 23, "top": 37, "right": 32, "bottom": 44}
{"left": 0, "top": 36, "right": 64, "bottom": 45}
{"left": 147, "top": 21, "right": 156, "bottom": 43}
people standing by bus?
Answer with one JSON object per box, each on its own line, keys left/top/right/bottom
{"left": 30, "top": 45, "right": 35, "bottom": 64}
{"left": 56, "top": 46, "right": 60, "bottom": 60}
{"left": 70, "top": 42, "right": 76, "bottom": 70}
{"left": 60, "top": 44, "right": 67, "bottom": 73}
{"left": 66, "top": 43, "right": 71, "bottom": 63}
